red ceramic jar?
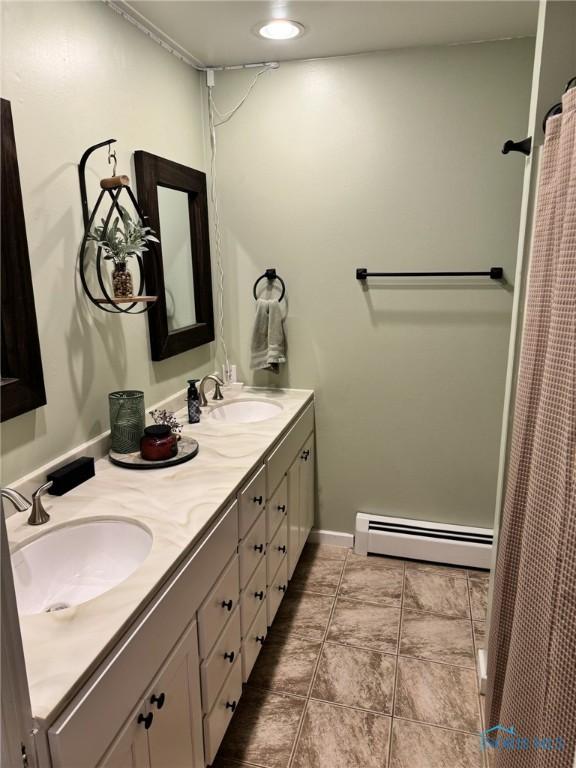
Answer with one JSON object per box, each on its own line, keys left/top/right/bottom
{"left": 140, "top": 425, "right": 178, "bottom": 461}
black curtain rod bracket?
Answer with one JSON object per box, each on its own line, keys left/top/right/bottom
{"left": 356, "top": 267, "right": 504, "bottom": 281}
{"left": 502, "top": 137, "right": 532, "bottom": 156}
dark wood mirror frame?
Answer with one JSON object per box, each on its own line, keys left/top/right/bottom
{"left": 134, "top": 151, "right": 215, "bottom": 361}
{"left": 1, "top": 99, "right": 47, "bottom": 422}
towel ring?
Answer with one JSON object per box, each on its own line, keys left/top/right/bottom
{"left": 253, "top": 268, "right": 286, "bottom": 302}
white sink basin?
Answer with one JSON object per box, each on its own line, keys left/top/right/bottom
{"left": 11, "top": 519, "right": 152, "bottom": 616}
{"left": 209, "top": 399, "right": 283, "bottom": 424}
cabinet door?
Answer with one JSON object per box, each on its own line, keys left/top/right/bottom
{"left": 299, "top": 434, "right": 315, "bottom": 548}
{"left": 146, "top": 621, "right": 204, "bottom": 768}
{"left": 287, "top": 457, "right": 301, "bottom": 580}
{"left": 100, "top": 712, "right": 149, "bottom": 768}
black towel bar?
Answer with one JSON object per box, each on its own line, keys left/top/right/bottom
{"left": 356, "top": 267, "right": 504, "bottom": 281}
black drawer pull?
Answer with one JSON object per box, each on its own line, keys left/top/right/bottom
{"left": 150, "top": 693, "right": 165, "bottom": 710}
{"left": 278, "top": 584, "right": 287, "bottom": 593}
{"left": 221, "top": 599, "right": 233, "bottom": 611}
{"left": 277, "top": 544, "right": 287, "bottom": 553}
{"left": 256, "top": 635, "right": 266, "bottom": 645}
{"left": 277, "top": 504, "right": 286, "bottom": 513}
{"left": 301, "top": 449, "right": 310, "bottom": 461}
{"left": 226, "top": 700, "right": 237, "bottom": 712}
{"left": 255, "top": 590, "right": 265, "bottom": 601}
{"left": 253, "top": 495, "right": 263, "bottom": 505}
{"left": 253, "top": 543, "right": 264, "bottom": 553}
{"left": 224, "top": 651, "right": 235, "bottom": 663}
{"left": 137, "top": 712, "right": 153, "bottom": 730}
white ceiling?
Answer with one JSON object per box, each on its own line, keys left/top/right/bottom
{"left": 119, "top": 1, "right": 538, "bottom": 68}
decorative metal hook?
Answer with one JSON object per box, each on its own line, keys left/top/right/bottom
{"left": 108, "top": 145, "right": 118, "bottom": 176}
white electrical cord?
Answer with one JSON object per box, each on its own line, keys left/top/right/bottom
{"left": 207, "top": 66, "right": 274, "bottom": 381}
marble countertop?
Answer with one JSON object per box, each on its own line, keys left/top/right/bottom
{"left": 6, "top": 387, "right": 314, "bottom": 724}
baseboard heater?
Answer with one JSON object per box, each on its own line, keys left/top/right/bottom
{"left": 355, "top": 512, "right": 493, "bottom": 569}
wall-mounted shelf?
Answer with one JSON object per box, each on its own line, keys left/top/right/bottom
{"left": 94, "top": 296, "right": 157, "bottom": 305}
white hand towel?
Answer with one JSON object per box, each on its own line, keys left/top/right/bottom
{"left": 250, "top": 298, "right": 286, "bottom": 373}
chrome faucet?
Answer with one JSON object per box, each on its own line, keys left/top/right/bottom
{"left": 198, "top": 373, "right": 224, "bottom": 407}
{"left": 1, "top": 481, "right": 53, "bottom": 526}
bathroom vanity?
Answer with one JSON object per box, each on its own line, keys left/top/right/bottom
{"left": 6, "top": 388, "right": 315, "bottom": 768}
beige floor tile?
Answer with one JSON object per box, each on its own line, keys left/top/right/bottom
{"left": 400, "top": 610, "right": 475, "bottom": 668}
{"left": 338, "top": 558, "right": 404, "bottom": 605}
{"left": 394, "top": 656, "right": 481, "bottom": 733}
{"left": 327, "top": 597, "right": 400, "bottom": 653}
{"left": 217, "top": 687, "right": 305, "bottom": 768}
{"left": 272, "top": 590, "right": 334, "bottom": 641}
{"left": 300, "top": 543, "right": 349, "bottom": 562}
{"left": 311, "top": 642, "right": 396, "bottom": 714}
{"left": 469, "top": 580, "right": 488, "bottom": 621}
{"left": 468, "top": 569, "right": 490, "bottom": 583}
{"left": 404, "top": 570, "right": 470, "bottom": 617}
{"left": 347, "top": 551, "right": 405, "bottom": 569}
{"left": 405, "top": 560, "right": 468, "bottom": 579}
{"left": 291, "top": 699, "right": 391, "bottom": 768}
{"left": 248, "top": 633, "right": 322, "bottom": 697}
{"left": 473, "top": 621, "right": 486, "bottom": 650}
{"left": 389, "top": 718, "right": 484, "bottom": 768}
{"left": 290, "top": 557, "right": 345, "bottom": 596}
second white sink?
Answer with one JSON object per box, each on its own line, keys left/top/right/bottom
{"left": 208, "top": 399, "right": 283, "bottom": 424}
{"left": 11, "top": 519, "right": 153, "bottom": 616}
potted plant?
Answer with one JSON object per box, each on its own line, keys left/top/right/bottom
{"left": 89, "top": 206, "right": 159, "bottom": 298}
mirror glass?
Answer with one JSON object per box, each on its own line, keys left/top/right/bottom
{"left": 157, "top": 185, "right": 196, "bottom": 332}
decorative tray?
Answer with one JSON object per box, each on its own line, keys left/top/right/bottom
{"left": 109, "top": 436, "right": 199, "bottom": 470}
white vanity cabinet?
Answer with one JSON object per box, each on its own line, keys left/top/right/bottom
{"left": 44, "top": 399, "right": 315, "bottom": 768}
{"left": 267, "top": 404, "right": 315, "bottom": 580}
{"left": 102, "top": 619, "right": 203, "bottom": 768}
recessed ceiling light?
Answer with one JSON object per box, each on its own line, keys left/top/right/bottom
{"left": 256, "top": 20, "right": 305, "bottom": 40}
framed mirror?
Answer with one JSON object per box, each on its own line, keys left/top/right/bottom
{"left": 1, "top": 98, "right": 47, "bottom": 421}
{"left": 134, "top": 151, "right": 214, "bottom": 360}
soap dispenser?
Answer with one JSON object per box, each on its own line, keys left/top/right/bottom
{"left": 187, "top": 379, "right": 201, "bottom": 424}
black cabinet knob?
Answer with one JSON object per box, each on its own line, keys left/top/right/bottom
{"left": 278, "top": 584, "right": 287, "bottom": 593}
{"left": 221, "top": 599, "right": 233, "bottom": 611}
{"left": 277, "top": 544, "right": 287, "bottom": 553}
{"left": 255, "top": 590, "right": 265, "bottom": 601}
{"left": 253, "top": 495, "right": 263, "bottom": 505}
{"left": 226, "top": 700, "right": 237, "bottom": 712}
{"left": 301, "top": 450, "right": 310, "bottom": 461}
{"left": 253, "top": 543, "right": 264, "bottom": 553}
{"left": 224, "top": 651, "right": 235, "bottom": 663}
{"left": 137, "top": 712, "right": 153, "bottom": 730}
{"left": 256, "top": 635, "right": 266, "bottom": 645}
{"left": 277, "top": 504, "right": 286, "bottom": 513}
{"left": 150, "top": 692, "right": 165, "bottom": 710}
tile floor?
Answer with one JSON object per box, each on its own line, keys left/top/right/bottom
{"left": 213, "top": 544, "right": 490, "bottom": 768}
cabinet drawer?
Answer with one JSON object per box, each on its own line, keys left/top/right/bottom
{"left": 203, "top": 656, "right": 243, "bottom": 767}
{"left": 239, "top": 510, "right": 267, "bottom": 588}
{"left": 239, "top": 465, "right": 266, "bottom": 538}
{"left": 267, "top": 476, "right": 288, "bottom": 541}
{"left": 266, "top": 515, "right": 288, "bottom": 584}
{"left": 241, "top": 557, "right": 267, "bottom": 636}
{"left": 267, "top": 557, "right": 289, "bottom": 627}
{"left": 242, "top": 602, "right": 268, "bottom": 683}
{"left": 198, "top": 554, "right": 240, "bottom": 659}
{"left": 49, "top": 503, "right": 238, "bottom": 768}
{"left": 266, "top": 402, "right": 314, "bottom": 498}
{"left": 201, "top": 608, "right": 241, "bottom": 714}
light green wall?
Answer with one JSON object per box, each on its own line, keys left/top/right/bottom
{"left": 0, "top": 2, "right": 214, "bottom": 484}
{"left": 212, "top": 38, "right": 534, "bottom": 532}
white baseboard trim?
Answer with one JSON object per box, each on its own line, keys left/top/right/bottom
{"left": 308, "top": 529, "right": 354, "bottom": 548}
{"left": 477, "top": 648, "right": 487, "bottom": 695}
{"left": 7, "top": 387, "right": 189, "bottom": 503}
